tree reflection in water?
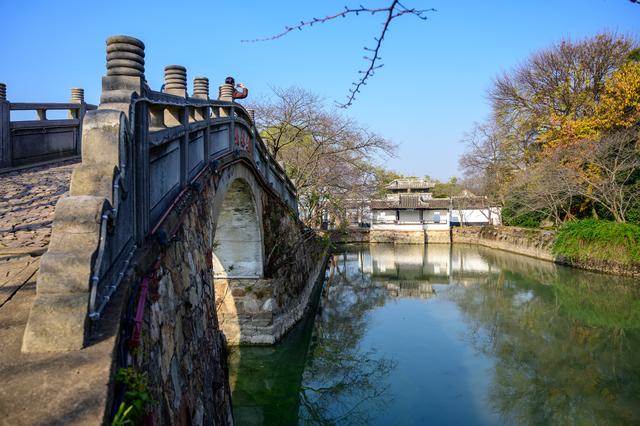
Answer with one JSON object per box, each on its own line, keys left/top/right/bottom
{"left": 229, "top": 248, "right": 398, "bottom": 425}
{"left": 298, "top": 249, "right": 396, "bottom": 424}
{"left": 445, "top": 246, "right": 640, "bottom": 425}
{"left": 230, "top": 244, "right": 640, "bottom": 425}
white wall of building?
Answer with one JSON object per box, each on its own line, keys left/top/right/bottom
{"left": 423, "top": 210, "right": 447, "bottom": 224}
{"left": 451, "top": 208, "right": 501, "bottom": 225}
{"left": 373, "top": 209, "right": 397, "bottom": 224}
{"left": 371, "top": 223, "right": 424, "bottom": 231}
{"left": 371, "top": 209, "right": 451, "bottom": 231}
{"left": 398, "top": 210, "right": 420, "bottom": 223}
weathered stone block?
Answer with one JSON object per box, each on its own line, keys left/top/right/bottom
{"left": 22, "top": 293, "right": 88, "bottom": 352}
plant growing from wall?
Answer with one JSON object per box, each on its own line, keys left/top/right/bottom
{"left": 112, "top": 367, "right": 152, "bottom": 426}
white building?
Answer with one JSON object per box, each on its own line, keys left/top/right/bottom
{"left": 450, "top": 196, "right": 501, "bottom": 226}
{"left": 370, "top": 179, "right": 501, "bottom": 244}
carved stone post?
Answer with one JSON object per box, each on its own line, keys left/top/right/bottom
{"left": 193, "top": 77, "right": 209, "bottom": 99}
{"left": 163, "top": 65, "right": 186, "bottom": 128}
{"left": 0, "top": 83, "right": 9, "bottom": 168}
{"left": 218, "top": 83, "right": 233, "bottom": 118}
{"left": 164, "top": 65, "right": 187, "bottom": 97}
{"left": 69, "top": 88, "right": 84, "bottom": 119}
{"left": 101, "top": 35, "right": 146, "bottom": 114}
{"left": 192, "top": 77, "right": 209, "bottom": 122}
{"left": 69, "top": 88, "right": 87, "bottom": 156}
{"left": 71, "top": 87, "right": 84, "bottom": 103}
{"left": 219, "top": 83, "right": 233, "bottom": 101}
{"left": 163, "top": 65, "right": 188, "bottom": 186}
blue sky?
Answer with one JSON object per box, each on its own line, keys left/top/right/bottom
{"left": 2, "top": 1, "right": 638, "bottom": 180}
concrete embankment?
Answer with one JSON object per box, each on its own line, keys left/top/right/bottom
{"left": 323, "top": 228, "right": 370, "bottom": 244}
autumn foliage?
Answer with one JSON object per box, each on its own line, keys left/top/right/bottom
{"left": 460, "top": 34, "right": 640, "bottom": 225}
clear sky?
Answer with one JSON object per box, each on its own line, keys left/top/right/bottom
{"left": 2, "top": 1, "right": 638, "bottom": 180}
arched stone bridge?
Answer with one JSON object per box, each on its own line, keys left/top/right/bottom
{"left": 11, "top": 35, "right": 326, "bottom": 424}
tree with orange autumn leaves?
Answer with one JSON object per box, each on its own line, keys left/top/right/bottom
{"left": 460, "top": 34, "right": 640, "bottom": 225}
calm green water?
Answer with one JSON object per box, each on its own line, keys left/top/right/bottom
{"left": 229, "top": 244, "right": 640, "bottom": 425}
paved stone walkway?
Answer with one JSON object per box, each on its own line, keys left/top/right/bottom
{"left": 0, "top": 160, "right": 113, "bottom": 425}
{"left": 0, "top": 159, "right": 76, "bottom": 250}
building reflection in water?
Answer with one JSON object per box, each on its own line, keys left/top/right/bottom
{"left": 229, "top": 244, "right": 640, "bottom": 425}
{"left": 230, "top": 244, "right": 500, "bottom": 424}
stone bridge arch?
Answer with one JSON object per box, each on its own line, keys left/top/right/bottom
{"left": 208, "top": 164, "right": 271, "bottom": 345}
{"left": 211, "top": 176, "right": 264, "bottom": 279}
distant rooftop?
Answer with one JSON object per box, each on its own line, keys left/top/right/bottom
{"left": 385, "top": 179, "right": 435, "bottom": 190}
{"left": 371, "top": 194, "right": 491, "bottom": 210}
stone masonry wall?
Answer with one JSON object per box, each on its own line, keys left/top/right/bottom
{"left": 370, "top": 230, "right": 425, "bottom": 244}
{"left": 262, "top": 198, "right": 327, "bottom": 339}
{"left": 369, "top": 230, "right": 452, "bottom": 244}
{"left": 426, "top": 230, "right": 451, "bottom": 244}
{"left": 133, "top": 178, "right": 233, "bottom": 425}
{"left": 323, "top": 228, "right": 370, "bottom": 244}
{"left": 452, "top": 225, "right": 555, "bottom": 261}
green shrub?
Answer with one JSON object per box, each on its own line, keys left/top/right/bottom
{"left": 553, "top": 219, "right": 640, "bottom": 265}
{"left": 501, "top": 203, "right": 545, "bottom": 228}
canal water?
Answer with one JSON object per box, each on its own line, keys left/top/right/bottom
{"left": 229, "top": 244, "right": 640, "bottom": 425}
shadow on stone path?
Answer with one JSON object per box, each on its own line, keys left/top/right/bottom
{"left": 0, "top": 159, "right": 77, "bottom": 250}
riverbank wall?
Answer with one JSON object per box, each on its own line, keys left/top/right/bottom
{"left": 323, "top": 228, "right": 370, "bottom": 244}
{"left": 451, "top": 226, "right": 555, "bottom": 262}
{"left": 451, "top": 226, "right": 640, "bottom": 277}
{"left": 368, "top": 229, "right": 451, "bottom": 244}
{"left": 329, "top": 225, "right": 640, "bottom": 277}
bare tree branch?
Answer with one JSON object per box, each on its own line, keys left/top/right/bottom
{"left": 242, "top": 1, "right": 434, "bottom": 108}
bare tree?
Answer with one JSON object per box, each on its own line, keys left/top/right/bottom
{"left": 242, "top": 1, "right": 434, "bottom": 107}
{"left": 250, "top": 87, "right": 396, "bottom": 226}
{"left": 252, "top": 87, "right": 321, "bottom": 160}
{"left": 509, "top": 149, "right": 581, "bottom": 225}
{"left": 459, "top": 121, "right": 522, "bottom": 205}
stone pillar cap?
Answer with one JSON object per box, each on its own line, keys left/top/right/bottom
{"left": 106, "top": 35, "right": 145, "bottom": 49}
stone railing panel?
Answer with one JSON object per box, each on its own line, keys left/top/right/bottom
{"left": 0, "top": 85, "right": 96, "bottom": 170}
{"left": 23, "top": 108, "right": 134, "bottom": 351}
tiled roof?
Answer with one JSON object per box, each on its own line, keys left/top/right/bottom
{"left": 386, "top": 179, "right": 435, "bottom": 190}
{"left": 371, "top": 195, "right": 493, "bottom": 210}
{"left": 371, "top": 195, "right": 450, "bottom": 210}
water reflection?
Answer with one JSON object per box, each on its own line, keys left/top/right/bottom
{"left": 229, "top": 244, "right": 640, "bottom": 425}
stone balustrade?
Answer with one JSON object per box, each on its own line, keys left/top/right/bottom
{"left": 0, "top": 84, "right": 96, "bottom": 170}
{"left": 22, "top": 34, "right": 299, "bottom": 352}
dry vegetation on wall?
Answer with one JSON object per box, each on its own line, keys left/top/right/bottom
{"left": 459, "top": 33, "right": 640, "bottom": 228}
